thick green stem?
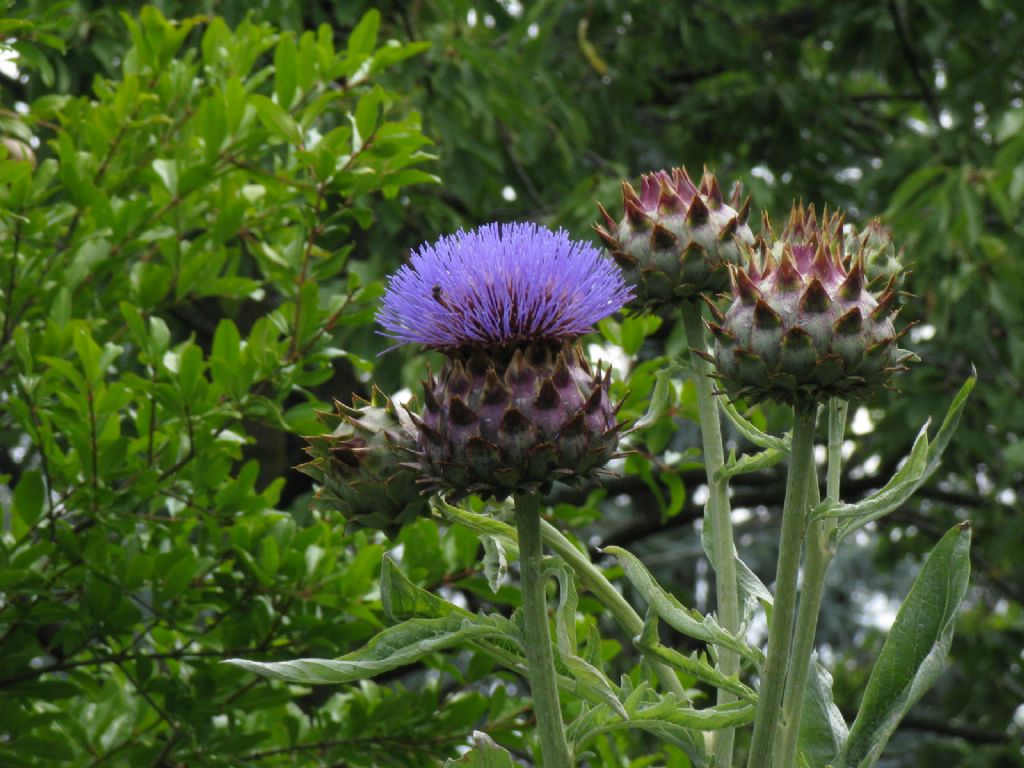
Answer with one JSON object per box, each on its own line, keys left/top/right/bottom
{"left": 826, "top": 400, "right": 848, "bottom": 503}
{"left": 774, "top": 400, "right": 848, "bottom": 768}
{"left": 681, "top": 300, "right": 741, "bottom": 767}
{"left": 746, "top": 402, "right": 818, "bottom": 768}
{"left": 540, "top": 520, "right": 688, "bottom": 700}
{"left": 514, "top": 494, "right": 573, "bottom": 768}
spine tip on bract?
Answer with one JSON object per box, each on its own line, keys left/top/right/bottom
{"left": 728, "top": 180, "right": 743, "bottom": 208}
{"left": 754, "top": 298, "right": 783, "bottom": 329}
{"left": 702, "top": 293, "right": 727, "bottom": 323}
{"left": 775, "top": 245, "right": 803, "bottom": 292}
{"left": 594, "top": 223, "right": 619, "bottom": 249}
{"left": 657, "top": 176, "right": 685, "bottom": 213}
{"left": 719, "top": 215, "right": 739, "bottom": 241}
{"left": 839, "top": 258, "right": 866, "bottom": 299}
{"left": 870, "top": 289, "right": 898, "bottom": 321}
{"left": 799, "top": 277, "right": 831, "bottom": 314}
{"left": 699, "top": 165, "right": 713, "bottom": 195}
{"left": 811, "top": 241, "right": 837, "bottom": 281}
{"left": 737, "top": 195, "right": 751, "bottom": 226}
{"left": 622, "top": 180, "right": 642, "bottom": 208}
{"left": 706, "top": 320, "right": 736, "bottom": 345}
{"left": 625, "top": 197, "right": 650, "bottom": 228}
{"left": 687, "top": 193, "right": 710, "bottom": 226}
{"left": 673, "top": 166, "right": 698, "bottom": 198}
{"left": 834, "top": 306, "right": 864, "bottom": 336}
{"left": 610, "top": 249, "right": 638, "bottom": 269}
{"left": 651, "top": 223, "right": 678, "bottom": 249}
{"left": 733, "top": 266, "right": 763, "bottom": 305}
{"left": 596, "top": 201, "right": 618, "bottom": 232}
{"left": 706, "top": 174, "right": 724, "bottom": 206}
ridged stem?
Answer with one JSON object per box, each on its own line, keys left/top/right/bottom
{"left": 514, "top": 494, "right": 573, "bottom": 768}
{"left": 681, "top": 299, "right": 741, "bottom": 767}
{"left": 539, "top": 520, "right": 688, "bottom": 700}
{"left": 746, "top": 402, "right": 818, "bottom": 768}
{"left": 774, "top": 399, "right": 848, "bottom": 768}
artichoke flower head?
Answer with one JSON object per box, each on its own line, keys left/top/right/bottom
{"left": 708, "top": 203, "right": 914, "bottom": 405}
{"left": 378, "top": 222, "right": 633, "bottom": 499}
{"left": 594, "top": 166, "right": 755, "bottom": 310}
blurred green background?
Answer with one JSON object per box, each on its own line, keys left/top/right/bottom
{"left": 1, "top": 1, "right": 1021, "bottom": 765}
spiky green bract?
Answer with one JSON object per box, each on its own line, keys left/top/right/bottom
{"left": 595, "top": 166, "right": 755, "bottom": 309}
{"left": 298, "top": 389, "right": 427, "bottom": 538}
{"left": 414, "top": 340, "right": 621, "bottom": 499}
{"left": 709, "top": 204, "right": 913, "bottom": 405}
{"left": 844, "top": 216, "right": 905, "bottom": 287}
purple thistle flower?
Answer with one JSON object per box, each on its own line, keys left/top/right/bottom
{"left": 378, "top": 222, "right": 633, "bottom": 350}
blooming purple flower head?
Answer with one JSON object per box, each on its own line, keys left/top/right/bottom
{"left": 378, "top": 222, "right": 633, "bottom": 350}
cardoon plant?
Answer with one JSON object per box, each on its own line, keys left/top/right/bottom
{"left": 229, "top": 189, "right": 975, "bottom": 768}
{"left": 379, "top": 222, "right": 633, "bottom": 767}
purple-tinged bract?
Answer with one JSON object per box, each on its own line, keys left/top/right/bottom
{"left": 595, "top": 166, "right": 754, "bottom": 310}
{"left": 707, "top": 203, "right": 914, "bottom": 405}
{"left": 378, "top": 222, "right": 632, "bottom": 350}
{"left": 415, "top": 341, "right": 623, "bottom": 499}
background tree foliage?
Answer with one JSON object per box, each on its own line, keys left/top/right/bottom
{"left": 1, "top": 1, "right": 1021, "bottom": 766}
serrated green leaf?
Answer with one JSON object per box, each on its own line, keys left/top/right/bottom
{"left": 380, "top": 556, "right": 469, "bottom": 621}
{"left": 603, "top": 546, "right": 760, "bottom": 663}
{"left": 635, "top": 611, "right": 755, "bottom": 701}
{"left": 225, "top": 614, "right": 508, "bottom": 684}
{"left": 815, "top": 376, "right": 975, "bottom": 541}
{"left": 445, "top": 731, "right": 516, "bottom": 767}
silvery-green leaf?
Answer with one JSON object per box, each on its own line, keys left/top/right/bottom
{"left": 635, "top": 366, "right": 675, "bottom": 429}
{"left": 702, "top": 516, "right": 772, "bottom": 628}
{"left": 226, "top": 614, "right": 506, "bottom": 684}
{"left": 718, "top": 445, "right": 787, "bottom": 481}
{"left": 481, "top": 535, "right": 508, "bottom": 594}
{"left": 573, "top": 692, "right": 755, "bottom": 750}
{"left": 798, "top": 655, "right": 848, "bottom": 767}
{"left": 809, "top": 376, "right": 974, "bottom": 542}
{"left": 837, "top": 523, "right": 972, "bottom": 768}
{"left": 635, "top": 611, "right": 756, "bottom": 701}
{"left": 721, "top": 400, "right": 789, "bottom": 451}
{"left": 552, "top": 561, "right": 627, "bottom": 718}
{"left": 434, "top": 498, "right": 519, "bottom": 557}
{"left": 444, "top": 731, "right": 516, "bottom": 767}
{"left": 381, "top": 555, "right": 469, "bottom": 621}
{"left": 604, "top": 545, "right": 761, "bottom": 663}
